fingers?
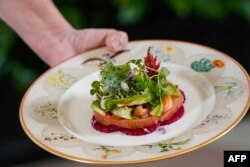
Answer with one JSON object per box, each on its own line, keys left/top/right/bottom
{"left": 105, "top": 30, "right": 128, "bottom": 52}
{"left": 70, "top": 28, "right": 128, "bottom": 54}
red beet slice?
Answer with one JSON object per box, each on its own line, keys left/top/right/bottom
{"left": 160, "top": 105, "right": 184, "bottom": 126}
{"left": 92, "top": 117, "right": 120, "bottom": 133}
{"left": 120, "top": 123, "right": 160, "bottom": 136}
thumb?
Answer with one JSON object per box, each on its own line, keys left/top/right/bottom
{"left": 70, "top": 28, "right": 128, "bottom": 54}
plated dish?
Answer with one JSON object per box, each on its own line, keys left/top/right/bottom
{"left": 20, "top": 40, "right": 250, "bottom": 164}
{"left": 57, "top": 63, "right": 215, "bottom": 146}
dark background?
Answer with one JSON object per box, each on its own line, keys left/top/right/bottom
{"left": 0, "top": 0, "right": 249, "bottom": 166}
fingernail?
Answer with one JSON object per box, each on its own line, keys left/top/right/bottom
{"left": 112, "top": 38, "right": 123, "bottom": 51}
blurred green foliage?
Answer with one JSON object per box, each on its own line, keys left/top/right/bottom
{"left": 165, "top": 0, "right": 250, "bottom": 21}
{"left": 115, "top": 0, "right": 150, "bottom": 25}
{"left": 0, "top": 21, "right": 37, "bottom": 92}
{"left": 0, "top": 0, "right": 250, "bottom": 92}
{"left": 0, "top": 22, "right": 15, "bottom": 79}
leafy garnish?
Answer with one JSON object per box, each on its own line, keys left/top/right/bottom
{"left": 100, "top": 61, "right": 130, "bottom": 97}
{"left": 144, "top": 47, "right": 160, "bottom": 76}
{"left": 90, "top": 50, "right": 179, "bottom": 117}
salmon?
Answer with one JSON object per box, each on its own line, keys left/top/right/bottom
{"left": 94, "top": 89, "right": 184, "bottom": 129}
{"left": 94, "top": 111, "right": 158, "bottom": 129}
{"left": 133, "top": 105, "right": 149, "bottom": 118}
{"left": 160, "top": 90, "right": 184, "bottom": 122}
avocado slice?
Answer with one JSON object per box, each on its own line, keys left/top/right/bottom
{"left": 91, "top": 101, "right": 106, "bottom": 116}
{"left": 111, "top": 107, "right": 133, "bottom": 119}
{"left": 150, "top": 101, "right": 163, "bottom": 117}
{"left": 104, "top": 94, "right": 149, "bottom": 111}
{"left": 117, "top": 94, "right": 148, "bottom": 107}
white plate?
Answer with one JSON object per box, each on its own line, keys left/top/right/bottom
{"left": 20, "top": 40, "right": 250, "bottom": 164}
{"left": 57, "top": 64, "right": 215, "bottom": 146}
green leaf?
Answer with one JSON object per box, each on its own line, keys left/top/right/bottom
{"left": 100, "top": 61, "right": 130, "bottom": 97}
{"left": 104, "top": 98, "right": 117, "bottom": 111}
{"left": 130, "top": 59, "right": 143, "bottom": 67}
{"left": 146, "top": 81, "right": 159, "bottom": 105}
{"left": 158, "top": 67, "right": 170, "bottom": 83}
{"left": 90, "top": 89, "right": 96, "bottom": 95}
{"left": 91, "top": 81, "right": 101, "bottom": 89}
{"left": 134, "top": 71, "right": 147, "bottom": 91}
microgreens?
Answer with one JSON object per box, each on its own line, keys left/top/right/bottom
{"left": 90, "top": 48, "right": 179, "bottom": 117}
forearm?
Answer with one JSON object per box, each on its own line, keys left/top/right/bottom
{"left": 0, "top": 0, "right": 74, "bottom": 65}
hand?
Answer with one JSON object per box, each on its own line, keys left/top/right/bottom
{"left": 47, "top": 28, "right": 128, "bottom": 66}
{"left": 0, "top": 0, "right": 128, "bottom": 66}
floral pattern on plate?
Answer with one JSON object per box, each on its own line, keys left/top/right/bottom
{"left": 192, "top": 105, "right": 232, "bottom": 134}
{"left": 187, "top": 54, "right": 226, "bottom": 79}
{"left": 81, "top": 142, "right": 135, "bottom": 159}
{"left": 132, "top": 44, "right": 187, "bottom": 66}
{"left": 212, "top": 77, "right": 245, "bottom": 105}
{"left": 137, "top": 132, "right": 192, "bottom": 154}
{"left": 42, "top": 125, "right": 83, "bottom": 147}
{"left": 28, "top": 96, "right": 59, "bottom": 124}
{"left": 44, "top": 68, "right": 86, "bottom": 96}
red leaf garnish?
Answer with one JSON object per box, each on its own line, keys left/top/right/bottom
{"left": 144, "top": 47, "right": 160, "bottom": 76}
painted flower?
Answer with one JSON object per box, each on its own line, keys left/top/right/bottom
{"left": 46, "top": 70, "right": 77, "bottom": 90}
{"left": 191, "top": 58, "right": 215, "bottom": 72}
{"left": 213, "top": 59, "right": 225, "bottom": 68}
{"left": 163, "top": 45, "right": 176, "bottom": 54}
{"left": 157, "top": 127, "right": 167, "bottom": 134}
{"left": 149, "top": 46, "right": 169, "bottom": 63}
{"left": 33, "top": 100, "right": 58, "bottom": 120}
{"left": 94, "top": 146, "right": 122, "bottom": 159}
{"left": 47, "top": 75, "right": 60, "bottom": 86}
